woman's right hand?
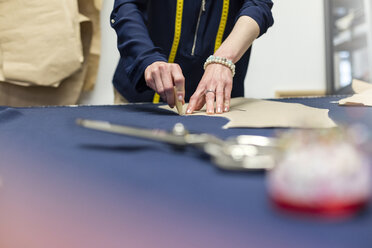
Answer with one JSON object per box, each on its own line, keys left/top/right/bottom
{"left": 144, "top": 62, "right": 185, "bottom": 108}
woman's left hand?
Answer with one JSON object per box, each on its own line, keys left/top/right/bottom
{"left": 186, "top": 63, "right": 233, "bottom": 115}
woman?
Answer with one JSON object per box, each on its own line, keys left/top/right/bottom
{"left": 111, "top": 0, "right": 274, "bottom": 114}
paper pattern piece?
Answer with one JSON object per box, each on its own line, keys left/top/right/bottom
{"left": 161, "top": 98, "right": 337, "bottom": 129}
{"left": 351, "top": 79, "right": 372, "bottom": 94}
{"left": 339, "top": 80, "right": 372, "bottom": 107}
{"left": 0, "top": 0, "right": 83, "bottom": 87}
{"left": 0, "top": 0, "right": 101, "bottom": 107}
{"left": 79, "top": 0, "right": 102, "bottom": 91}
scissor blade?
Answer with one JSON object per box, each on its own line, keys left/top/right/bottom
{"left": 76, "top": 119, "right": 187, "bottom": 146}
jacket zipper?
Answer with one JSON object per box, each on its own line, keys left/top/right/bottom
{"left": 191, "top": 0, "right": 206, "bottom": 56}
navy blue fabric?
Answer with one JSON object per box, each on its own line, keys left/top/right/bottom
{"left": 0, "top": 97, "right": 372, "bottom": 247}
{"left": 0, "top": 107, "right": 22, "bottom": 124}
{"left": 110, "top": 0, "right": 274, "bottom": 102}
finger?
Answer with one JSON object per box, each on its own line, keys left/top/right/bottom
{"left": 194, "top": 95, "right": 206, "bottom": 111}
{"left": 151, "top": 69, "right": 166, "bottom": 102}
{"left": 205, "top": 88, "right": 216, "bottom": 115}
{"left": 215, "top": 83, "right": 224, "bottom": 114}
{"left": 145, "top": 76, "right": 156, "bottom": 91}
{"left": 186, "top": 88, "right": 204, "bottom": 114}
{"left": 171, "top": 64, "right": 185, "bottom": 104}
{"left": 224, "top": 83, "right": 232, "bottom": 112}
{"left": 160, "top": 65, "right": 175, "bottom": 107}
{"left": 145, "top": 68, "right": 155, "bottom": 90}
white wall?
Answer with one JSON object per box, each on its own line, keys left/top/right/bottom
{"left": 365, "top": 0, "right": 372, "bottom": 82}
{"left": 82, "top": 0, "right": 327, "bottom": 104}
{"left": 245, "top": 0, "right": 327, "bottom": 98}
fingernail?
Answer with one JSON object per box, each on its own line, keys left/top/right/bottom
{"left": 217, "top": 107, "right": 222, "bottom": 113}
{"left": 224, "top": 107, "right": 229, "bottom": 112}
{"left": 207, "top": 110, "right": 214, "bottom": 114}
{"left": 178, "top": 95, "right": 183, "bottom": 101}
{"left": 186, "top": 109, "right": 192, "bottom": 114}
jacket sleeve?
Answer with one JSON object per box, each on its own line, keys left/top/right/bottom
{"left": 110, "top": 0, "right": 167, "bottom": 92}
{"left": 237, "top": 0, "right": 274, "bottom": 37}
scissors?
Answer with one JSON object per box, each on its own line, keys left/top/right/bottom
{"left": 76, "top": 119, "right": 278, "bottom": 171}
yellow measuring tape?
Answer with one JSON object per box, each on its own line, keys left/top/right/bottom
{"left": 153, "top": 0, "right": 184, "bottom": 103}
{"left": 215, "top": 0, "right": 229, "bottom": 52}
{"left": 152, "top": 0, "right": 229, "bottom": 103}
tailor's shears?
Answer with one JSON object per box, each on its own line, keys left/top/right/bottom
{"left": 76, "top": 119, "right": 278, "bottom": 171}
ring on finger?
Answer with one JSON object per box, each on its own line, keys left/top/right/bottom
{"left": 205, "top": 89, "right": 216, "bottom": 95}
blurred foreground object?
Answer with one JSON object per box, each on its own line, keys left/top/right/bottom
{"left": 77, "top": 119, "right": 278, "bottom": 171}
{"left": 0, "top": 0, "right": 101, "bottom": 106}
{"left": 268, "top": 126, "right": 372, "bottom": 218}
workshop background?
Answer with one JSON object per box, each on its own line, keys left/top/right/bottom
{"left": 0, "top": 0, "right": 371, "bottom": 105}
{"left": 80, "top": 0, "right": 372, "bottom": 104}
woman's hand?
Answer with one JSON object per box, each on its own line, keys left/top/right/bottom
{"left": 186, "top": 63, "right": 233, "bottom": 114}
{"left": 186, "top": 16, "right": 260, "bottom": 115}
{"left": 144, "top": 62, "right": 185, "bottom": 107}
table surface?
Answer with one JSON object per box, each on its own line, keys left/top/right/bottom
{"left": 0, "top": 96, "right": 371, "bottom": 248}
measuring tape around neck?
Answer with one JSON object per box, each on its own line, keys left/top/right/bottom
{"left": 153, "top": 0, "right": 184, "bottom": 103}
{"left": 215, "top": 0, "right": 229, "bottom": 52}
{"left": 153, "top": 0, "right": 229, "bottom": 103}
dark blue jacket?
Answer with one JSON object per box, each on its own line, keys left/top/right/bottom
{"left": 111, "top": 0, "right": 274, "bottom": 102}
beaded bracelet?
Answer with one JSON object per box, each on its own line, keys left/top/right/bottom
{"left": 203, "top": 55, "right": 236, "bottom": 77}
